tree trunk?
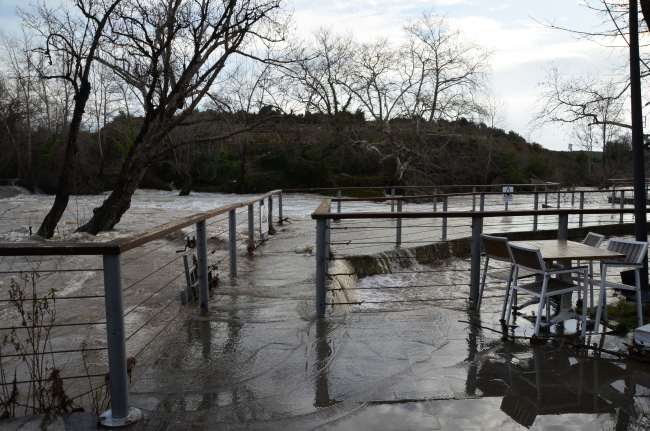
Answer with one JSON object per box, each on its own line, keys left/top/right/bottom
{"left": 76, "top": 128, "right": 163, "bottom": 234}
{"left": 36, "top": 81, "right": 91, "bottom": 238}
{"left": 179, "top": 176, "right": 192, "bottom": 196}
{"left": 641, "top": 0, "right": 650, "bottom": 30}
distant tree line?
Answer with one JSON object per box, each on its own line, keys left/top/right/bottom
{"left": 0, "top": 1, "right": 638, "bottom": 238}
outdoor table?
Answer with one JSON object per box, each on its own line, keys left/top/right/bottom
{"left": 510, "top": 239, "right": 625, "bottom": 325}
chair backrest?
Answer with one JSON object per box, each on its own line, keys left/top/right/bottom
{"left": 507, "top": 243, "right": 546, "bottom": 272}
{"left": 480, "top": 234, "right": 511, "bottom": 262}
{"left": 606, "top": 239, "right": 649, "bottom": 264}
{"left": 582, "top": 232, "right": 605, "bottom": 248}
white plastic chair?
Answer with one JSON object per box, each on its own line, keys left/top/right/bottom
{"left": 506, "top": 243, "right": 589, "bottom": 337}
{"left": 591, "top": 239, "right": 649, "bottom": 334}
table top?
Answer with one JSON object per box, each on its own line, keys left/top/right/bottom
{"left": 511, "top": 239, "right": 626, "bottom": 262}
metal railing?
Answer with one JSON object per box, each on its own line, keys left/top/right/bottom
{"left": 311, "top": 198, "right": 648, "bottom": 318}
{"left": 0, "top": 190, "right": 283, "bottom": 426}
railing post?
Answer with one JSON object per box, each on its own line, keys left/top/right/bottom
{"left": 534, "top": 192, "right": 539, "bottom": 231}
{"left": 612, "top": 183, "right": 616, "bottom": 207}
{"left": 248, "top": 204, "right": 255, "bottom": 247}
{"left": 396, "top": 199, "right": 402, "bottom": 246}
{"left": 572, "top": 184, "right": 576, "bottom": 206}
{"left": 579, "top": 191, "right": 584, "bottom": 227}
{"left": 259, "top": 200, "right": 265, "bottom": 240}
{"left": 316, "top": 219, "right": 327, "bottom": 317}
{"left": 620, "top": 190, "right": 625, "bottom": 224}
{"left": 472, "top": 187, "right": 476, "bottom": 211}
{"left": 442, "top": 196, "right": 448, "bottom": 240}
{"left": 326, "top": 219, "right": 331, "bottom": 261}
{"left": 470, "top": 216, "right": 483, "bottom": 305}
{"left": 228, "top": 211, "right": 237, "bottom": 277}
{"left": 557, "top": 187, "right": 561, "bottom": 209}
{"left": 268, "top": 195, "right": 274, "bottom": 232}
{"left": 391, "top": 188, "right": 395, "bottom": 212}
{"left": 197, "top": 220, "right": 210, "bottom": 305}
{"left": 558, "top": 213, "right": 568, "bottom": 240}
{"left": 99, "top": 254, "right": 142, "bottom": 427}
{"left": 433, "top": 188, "right": 438, "bottom": 212}
{"left": 480, "top": 193, "right": 485, "bottom": 212}
{"left": 545, "top": 185, "right": 549, "bottom": 207}
{"left": 279, "top": 192, "right": 283, "bottom": 224}
{"left": 337, "top": 190, "right": 341, "bottom": 213}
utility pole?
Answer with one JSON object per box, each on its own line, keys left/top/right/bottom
{"left": 630, "top": 0, "right": 649, "bottom": 296}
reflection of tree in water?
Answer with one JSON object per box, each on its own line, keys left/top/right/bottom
{"left": 314, "top": 318, "right": 339, "bottom": 409}
{"left": 470, "top": 338, "right": 649, "bottom": 429}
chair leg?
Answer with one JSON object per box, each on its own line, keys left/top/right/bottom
{"left": 501, "top": 265, "right": 514, "bottom": 321}
{"left": 636, "top": 268, "right": 643, "bottom": 328}
{"left": 534, "top": 278, "right": 549, "bottom": 336}
{"left": 477, "top": 257, "right": 489, "bottom": 311}
{"left": 534, "top": 296, "right": 545, "bottom": 337}
{"left": 506, "top": 286, "right": 516, "bottom": 325}
{"left": 594, "top": 269, "right": 607, "bottom": 335}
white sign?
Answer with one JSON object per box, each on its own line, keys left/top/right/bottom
{"left": 260, "top": 200, "right": 269, "bottom": 235}
{"left": 502, "top": 186, "right": 514, "bottom": 203}
{"left": 568, "top": 144, "right": 573, "bottom": 151}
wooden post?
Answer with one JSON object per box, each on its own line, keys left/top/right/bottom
{"left": 612, "top": 183, "right": 616, "bottom": 207}
{"left": 278, "top": 192, "right": 283, "bottom": 224}
{"left": 557, "top": 187, "right": 561, "bottom": 209}
{"left": 337, "top": 190, "right": 341, "bottom": 213}
{"left": 391, "top": 188, "right": 395, "bottom": 212}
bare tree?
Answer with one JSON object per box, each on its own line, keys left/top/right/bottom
{"left": 479, "top": 87, "right": 508, "bottom": 184}
{"left": 532, "top": 66, "right": 629, "bottom": 166}
{"left": 21, "top": 0, "right": 124, "bottom": 238}
{"left": 76, "top": 0, "right": 288, "bottom": 234}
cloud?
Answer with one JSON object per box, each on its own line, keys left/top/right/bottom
{"left": 488, "top": 4, "right": 510, "bottom": 12}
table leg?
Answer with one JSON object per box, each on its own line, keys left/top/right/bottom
{"left": 549, "top": 259, "right": 580, "bottom": 325}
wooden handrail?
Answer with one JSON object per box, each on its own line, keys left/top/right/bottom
{"left": 329, "top": 188, "right": 638, "bottom": 202}
{"left": 0, "top": 190, "right": 282, "bottom": 256}
{"left": 311, "top": 207, "right": 645, "bottom": 220}
{"left": 285, "top": 182, "right": 561, "bottom": 193}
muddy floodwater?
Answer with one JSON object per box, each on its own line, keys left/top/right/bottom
{"left": 1, "top": 187, "right": 650, "bottom": 430}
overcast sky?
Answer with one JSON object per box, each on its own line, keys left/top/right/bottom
{"left": 0, "top": 0, "right": 630, "bottom": 151}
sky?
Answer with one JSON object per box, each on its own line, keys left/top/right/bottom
{"left": 0, "top": 0, "right": 632, "bottom": 151}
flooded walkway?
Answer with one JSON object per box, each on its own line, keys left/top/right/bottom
{"left": 0, "top": 190, "right": 649, "bottom": 430}
{"left": 124, "top": 217, "right": 650, "bottom": 430}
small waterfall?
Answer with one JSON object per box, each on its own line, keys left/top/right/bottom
{"left": 329, "top": 259, "right": 358, "bottom": 312}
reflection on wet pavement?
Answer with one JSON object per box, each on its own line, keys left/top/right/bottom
{"left": 1, "top": 190, "right": 649, "bottom": 429}
{"left": 122, "top": 216, "right": 650, "bottom": 430}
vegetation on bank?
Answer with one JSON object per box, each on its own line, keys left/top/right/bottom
{"left": 0, "top": 109, "right": 639, "bottom": 196}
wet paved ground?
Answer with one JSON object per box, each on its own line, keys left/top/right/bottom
{"left": 117, "top": 219, "right": 650, "bottom": 430}
{"left": 1, "top": 190, "right": 649, "bottom": 430}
